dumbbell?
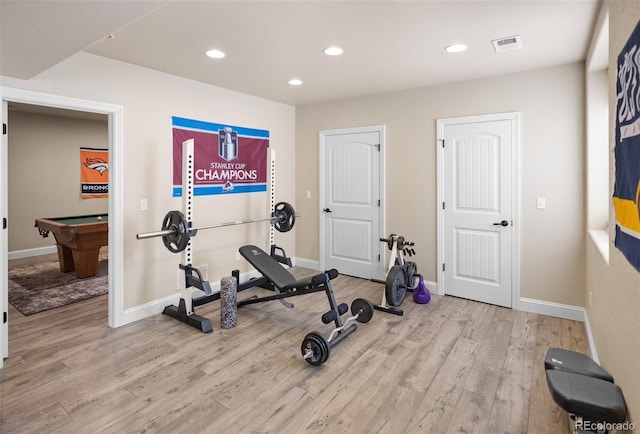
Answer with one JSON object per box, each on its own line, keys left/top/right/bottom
{"left": 301, "top": 298, "right": 374, "bottom": 366}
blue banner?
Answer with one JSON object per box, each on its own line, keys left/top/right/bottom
{"left": 614, "top": 20, "right": 640, "bottom": 271}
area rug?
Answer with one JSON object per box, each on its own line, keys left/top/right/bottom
{"left": 8, "top": 254, "right": 108, "bottom": 316}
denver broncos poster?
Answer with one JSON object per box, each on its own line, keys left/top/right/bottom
{"left": 171, "top": 116, "right": 269, "bottom": 197}
{"left": 614, "top": 20, "right": 640, "bottom": 271}
{"left": 80, "top": 147, "right": 109, "bottom": 198}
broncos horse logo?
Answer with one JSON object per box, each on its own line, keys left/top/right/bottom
{"left": 84, "top": 157, "right": 109, "bottom": 175}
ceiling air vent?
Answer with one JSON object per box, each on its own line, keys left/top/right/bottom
{"left": 492, "top": 35, "right": 522, "bottom": 53}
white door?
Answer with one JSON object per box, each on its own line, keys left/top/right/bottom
{"left": 320, "top": 126, "right": 384, "bottom": 279}
{"left": 438, "top": 114, "right": 519, "bottom": 308}
{"left": 1, "top": 101, "right": 7, "bottom": 367}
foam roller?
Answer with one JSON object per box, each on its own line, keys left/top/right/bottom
{"left": 220, "top": 276, "right": 237, "bottom": 329}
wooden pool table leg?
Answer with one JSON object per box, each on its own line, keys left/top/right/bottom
{"left": 71, "top": 248, "right": 101, "bottom": 278}
{"left": 56, "top": 244, "right": 76, "bottom": 273}
{"left": 55, "top": 244, "right": 102, "bottom": 278}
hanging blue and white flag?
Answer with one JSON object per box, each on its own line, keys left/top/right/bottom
{"left": 614, "top": 20, "right": 640, "bottom": 271}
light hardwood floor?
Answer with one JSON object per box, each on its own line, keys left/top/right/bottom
{"left": 1, "top": 261, "right": 586, "bottom": 433}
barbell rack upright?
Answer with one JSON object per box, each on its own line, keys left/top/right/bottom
{"left": 161, "top": 138, "right": 213, "bottom": 333}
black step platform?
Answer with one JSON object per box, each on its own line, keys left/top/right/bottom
{"left": 546, "top": 370, "right": 627, "bottom": 424}
{"left": 545, "top": 348, "right": 614, "bottom": 383}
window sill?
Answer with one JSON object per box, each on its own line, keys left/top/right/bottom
{"left": 588, "top": 229, "right": 610, "bottom": 265}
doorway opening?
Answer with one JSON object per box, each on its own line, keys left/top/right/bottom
{"left": 1, "top": 88, "right": 124, "bottom": 367}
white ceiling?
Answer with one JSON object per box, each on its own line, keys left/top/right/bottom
{"left": 1, "top": 0, "right": 601, "bottom": 106}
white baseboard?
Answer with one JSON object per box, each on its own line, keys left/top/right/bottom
{"left": 583, "top": 311, "right": 599, "bottom": 364}
{"left": 292, "top": 257, "right": 320, "bottom": 270}
{"left": 423, "top": 280, "right": 438, "bottom": 294}
{"left": 8, "top": 246, "right": 57, "bottom": 260}
{"left": 121, "top": 268, "right": 262, "bottom": 326}
{"left": 518, "top": 297, "right": 599, "bottom": 363}
{"left": 123, "top": 293, "right": 177, "bottom": 324}
{"left": 519, "top": 297, "right": 585, "bottom": 322}
{"left": 291, "top": 256, "right": 438, "bottom": 294}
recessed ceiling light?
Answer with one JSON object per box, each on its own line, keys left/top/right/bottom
{"left": 445, "top": 44, "right": 467, "bottom": 53}
{"left": 324, "top": 46, "right": 344, "bottom": 56}
{"left": 288, "top": 79, "right": 303, "bottom": 86}
{"left": 206, "top": 49, "right": 226, "bottom": 59}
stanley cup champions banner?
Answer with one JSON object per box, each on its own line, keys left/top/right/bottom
{"left": 614, "top": 20, "right": 640, "bottom": 271}
{"left": 172, "top": 116, "right": 269, "bottom": 197}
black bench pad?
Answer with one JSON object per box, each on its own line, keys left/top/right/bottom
{"left": 546, "top": 370, "right": 627, "bottom": 423}
{"left": 239, "top": 245, "right": 336, "bottom": 291}
{"left": 239, "top": 245, "right": 296, "bottom": 289}
{"left": 545, "top": 348, "right": 614, "bottom": 382}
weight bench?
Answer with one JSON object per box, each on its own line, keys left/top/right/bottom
{"left": 545, "top": 348, "right": 614, "bottom": 382}
{"left": 545, "top": 348, "right": 627, "bottom": 433}
{"left": 236, "top": 245, "right": 357, "bottom": 344}
{"left": 238, "top": 245, "right": 326, "bottom": 294}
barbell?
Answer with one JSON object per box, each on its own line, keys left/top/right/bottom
{"left": 137, "top": 201, "right": 296, "bottom": 253}
{"left": 301, "top": 298, "right": 374, "bottom": 366}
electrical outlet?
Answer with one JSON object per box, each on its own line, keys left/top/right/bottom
{"left": 536, "top": 197, "right": 546, "bottom": 209}
{"left": 140, "top": 199, "right": 148, "bottom": 211}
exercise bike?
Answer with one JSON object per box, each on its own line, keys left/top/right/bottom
{"left": 371, "top": 234, "right": 418, "bottom": 316}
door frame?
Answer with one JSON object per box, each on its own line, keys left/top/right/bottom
{"left": 436, "top": 112, "right": 521, "bottom": 308}
{"left": 1, "top": 100, "right": 7, "bottom": 367}
{"left": 1, "top": 87, "right": 125, "bottom": 348}
{"left": 319, "top": 125, "right": 386, "bottom": 280}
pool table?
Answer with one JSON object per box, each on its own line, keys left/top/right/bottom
{"left": 35, "top": 213, "right": 108, "bottom": 278}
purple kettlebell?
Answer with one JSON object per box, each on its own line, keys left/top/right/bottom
{"left": 412, "top": 274, "right": 431, "bottom": 304}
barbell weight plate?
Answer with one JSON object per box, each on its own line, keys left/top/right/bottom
{"left": 387, "top": 233, "right": 397, "bottom": 251}
{"left": 351, "top": 298, "right": 374, "bottom": 323}
{"left": 406, "top": 261, "right": 418, "bottom": 289}
{"left": 301, "top": 338, "right": 322, "bottom": 366}
{"left": 385, "top": 265, "right": 407, "bottom": 307}
{"left": 161, "top": 210, "right": 190, "bottom": 253}
{"left": 273, "top": 202, "right": 296, "bottom": 233}
{"left": 301, "top": 332, "right": 330, "bottom": 366}
{"left": 316, "top": 333, "right": 331, "bottom": 364}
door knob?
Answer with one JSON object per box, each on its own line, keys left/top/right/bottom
{"left": 493, "top": 220, "right": 509, "bottom": 227}
{"left": 323, "top": 208, "right": 332, "bottom": 213}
